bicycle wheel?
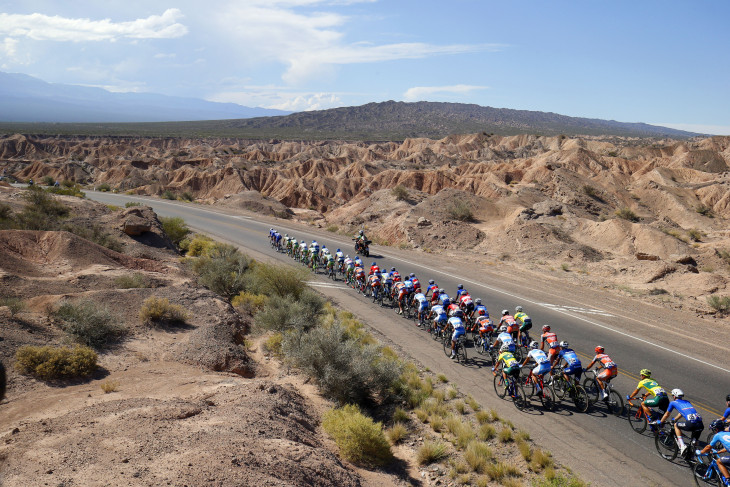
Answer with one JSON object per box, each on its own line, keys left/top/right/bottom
{"left": 511, "top": 382, "right": 528, "bottom": 410}
{"left": 552, "top": 376, "right": 569, "bottom": 400}
{"left": 692, "top": 460, "right": 719, "bottom": 487}
{"left": 540, "top": 385, "right": 558, "bottom": 412}
{"left": 627, "top": 403, "right": 648, "bottom": 434}
{"left": 573, "top": 385, "right": 590, "bottom": 413}
{"left": 431, "top": 325, "right": 441, "bottom": 341}
{"left": 493, "top": 374, "right": 508, "bottom": 399}
{"left": 583, "top": 378, "right": 600, "bottom": 404}
{"left": 655, "top": 427, "right": 678, "bottom": 461}
{"left": 606, "top": 390, "right": 624, "bottom": 416}
{"left": 457, "top": 341, "right": 468, "bottom": 363}
{"left": 522, "top": 376, "right": 536, "bottom": 398}
{"left": 443, "top": 336, "right": 453, "bottom": 358}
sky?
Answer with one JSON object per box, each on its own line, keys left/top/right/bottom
{"left": 0, "top": 0, "right": 728, "bottom": 134}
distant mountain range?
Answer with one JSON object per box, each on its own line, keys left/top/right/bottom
{"left": 0, "top": 72, "right": 289, "bottom": 123}
{"left": 0, "top": 71, "right": 700, "bottom": 139}
{"left": 228, "top": 101, "right": 700, "bottom": 139}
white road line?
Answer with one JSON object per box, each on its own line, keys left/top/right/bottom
{"left": 306, "top": 281, "right": 348, "bottom": 289}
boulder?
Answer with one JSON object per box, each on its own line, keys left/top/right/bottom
{"left": 417, "top": 217, "right": 432, "bottom": 227}
{"left": 636, "top": 252, "right": 660, "bottom": 261}
{"left": 672, "top": 254, "right": 697, "bottom": 266}
{"left": 118, "top": 206, "right": 156, "bottom": 236}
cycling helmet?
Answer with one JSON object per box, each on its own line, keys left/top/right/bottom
{"left": 515, "top": 306, "right": 523, "bottom": 312}
{"left": 336, "top": 248, "right": 340, "bottom": 252}
{"left": 559, "top": 341, "right": 569, "bottom": 348}
{"left": 711, "top": 419, "right": 726, "bottom": 432}
{"left": 595, "top": 346, "right": 604, "bottom": 354}
{"left": 500, "top": 344, "right": 510, "bottom": 352}
{"left": 530, "top": 341, "right": 539, "bottom": 349}
{"left": 391, "top": 267, "right": 396, "bottom": 271}
{"left": 475, "top": 298, "right": 482, "bottom": 304}
{"left": 436, "top": 288, "right": 442, "bottom": 294}
{"left": 345, "top": 254, "right": 349, "bottom": 258}
{"left": 359, "top": 230, "right": 364, "bottom": 235}
{"left": 410, "top": 273, "right": 415, "bottom": 278}
{"left": 499, "top": 325, "right": 507, "bottom": 332}
{"left": 428, "top": 279, "right": 434, "bottom": 284}
{"left": 502, "top": 309, "right": 509, "bottom": 316}
{"left": 640, "top": 369, "right": 651, "bottom": 377}
{"left": 285, "top": 233, "right": 288, "bottom": 237}
{"left": 458, "top": 284, "right": 463, "bottom": 290}
{"left": 727, "top": 394, "right": 730, "bottom": 402}
{"left": 671, "top": 388, "right": 684, "bottom": 398}
{"left": 372, "top": 262, "right": 377, "bottom": 266}
{"left": 542, "top": 325, "right": 551, "bottom": 332}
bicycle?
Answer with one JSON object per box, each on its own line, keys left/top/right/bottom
{"left": 582, "top": 369, "right": 624, "bottom": 416}
{"left": 626, "top": 397, "right": 660, "bottom": 434}
{"left": 522, "top": 366, "right": 558, "bottom": 412}
{"left": 327, "top": 263, "right": 337, "bottom": 281}
{"left": 474, "top": 332, "right": 494, "bottom": 356}
{"left": 654, "top": 419, "right": 699, "bottom": 464}
{"left": 693, "top": 450, "right": 730, "bottom": 487}
{"left": 493, "top": 370, "right": 528, "bottom": 410}
{"left": 550, "top": 366, "right": 590, "bottom": 413}
{"left": 443, "top": 335, "right": 468, "bottom": 363}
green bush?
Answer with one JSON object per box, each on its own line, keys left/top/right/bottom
{"left": 185, "top": 235, "right": 215, "bottom": 256}
{"left": 696, "top": 204, "right": 714, "bottom": 217}
{"left": 282, "top": 322, "right": 402, "bottom": 405}
{"left": 54, "top": 300, "right": 126, "bottom": 348}
{"left": 125, "top": 202, "right": 142, "bottom": 208}
{"left": 322, "top": 404, "right": 393, "bottom": 467}
{"left": 160, "top": 216, "right": 190, "bottom": 245}
{"left": 14, "top": 187, "right": 70, "bottom": 230}
{"left": 254, "top": 289, "right": 323, "bottom": 335}
{"left": 245, "top": 261, "right": 308, "bottom": 300}
{"left": 42, "top": 176, "right": 55, "bottom": 186}
{"left": 15, "top": 345, "right": 98, "bottom": 380}
{"left": 392, "top": 185, "right": 409, "bottom": 201}
{"left": 47, "top": 184, "right": 85, "bottom": 198}
{"left": 263, "top": 332, "right": 283, "bottom": 356}
{"left": 114, "top": 273, "right": 151, "bottom": 289}
{"left": 231, "top": 291, "right": 267, "bottom": 314}
{"left": 139, "top": 297, "right": 188, "bottom": 325}
{"left": 161, "top": 190, "right": 177, "bottom": 200}
{"left": 707, "top": 295, "right": 730, "bottom": 313}
{"left": 615, "top": 207, "right": 639, "bottom": 222}
{"left": 180, "top": 191, "right": 195, "bottom": 202}
{"left": 96, "top": 183, "right": 111, "bottom": 192}
{"left": 687, "top": 228, "right": 703, "bottom": 242}
{"left": 447, "top": 201, "right": 474, "bottom": 222}
{"left": 1, "top": 297, "right": 25, "bottom": 317}
{"left": 191, "top": 244, "right": 250, "bottom": 299}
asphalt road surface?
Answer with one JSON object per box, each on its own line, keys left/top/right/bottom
{"left": 90, "top": 192, "right": 730, "bottom": 487}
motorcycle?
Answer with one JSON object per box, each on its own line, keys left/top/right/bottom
{"left": 353, "top": 238, "right": 371, "bottom": 257}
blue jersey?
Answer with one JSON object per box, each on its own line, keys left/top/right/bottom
{"left": 724, "top": 407, "right": 730, "bottom": 419}
{"left": 559, "top": 348, "right": 581, "bottom": 367}
{"left": 404, "top": 279, "right": 414, "bottom": 291}
{"left": 474, "top": 305, "right": 488, "bottom": 317}
{"left": 432, "top": 305, "right": 447, "bottom": 322}
{"left": 709, "top": 431, "right": 730, "bottom": 451}
{"left": 439, "top": 293, "right": 451, "bottom": 307}
{"left": 667, "top": 399, "right": 702, "bottom": 423}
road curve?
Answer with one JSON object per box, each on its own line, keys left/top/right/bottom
{"left": 90, "top": 192, "right": 729, "bottom": 487}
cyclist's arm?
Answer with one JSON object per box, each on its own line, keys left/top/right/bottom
{"left": 584, "top": 359, "right": 596, "bottom": 371}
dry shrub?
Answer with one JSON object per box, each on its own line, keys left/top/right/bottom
{"left": 498, "top": 426, "right": 514, "bottom": 443}
{"left": 54, "top": 300, "right": 125, "bottom": 348}
{"left": 100, "top": 380, "right": 119, "bottom": 393}
{"left": 160, "top": 216, "right": 189, "bottom": 244}
{"left": 385, "top": 422, "right": 408, "bottom": 445}
{"left": 529, "top": 449, "right": 554, "bottom": 472}
{"left": 392, "top": 407, "right": 410, "bottom": 423}
{"left": 464, "top": 441, "right": 493, "bottom": 473}
{"left": 391, "top": 184, "right": 409, "bottom": 201}
{"left": 475, "top": 410, "right": 491, "bottom": 424}
{"left": 263, "top": 332, "right": 283, "bottom": 356}
{"left": 15, "top": 345, "right": 98, "bottom": 380}
{"left": 114, "top": 273, "right": 150, "bottom": 289}
{"left": 231, "top": 291, "right": 267, "bottom": 314}
{"left": 484, "top": 461, "right": 521, "bottom": 482}
{"left": 454, "top": 400, "right": 467, "bottom": 414}
{"left": 255, "top": 289, "right": 324, "bottom": 334}
{"left": 322, "top": 404, "right": 393, "bottom": 467}
{"left": 478, "top": 423, "right": 497, "bottom": 441}
{"left": 429, "top": 415, "right": 444, "bottom": 432}
{"left": 437, "top": 373, "right": 448, "bottom": 383}
{"left": 185, "top": 235, "right": 215, "bottom": 256}
{"left": 416, "top": 441, "right": 449, "bottom": 466}
{"left": 191, "top": 244, "right": 250, "bottom": 299}
{"left": 139, "top": 297, "right": 188, "bottom": 325}
{"left": 615, "top": 207, "right": 639, "bottom": 222}
{"left": 1, "top": 297, "right": 25, "bottom": 317}
{"left": 466, "top": 394, "right": 480, "bottom": 411}
{"left": 245, "top": 261, "right": 308, "bottom": 300}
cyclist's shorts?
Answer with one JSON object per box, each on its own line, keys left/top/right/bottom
{"left": 452, "top": 329, "right": 465, "bottom": 341}
{"left": 547, "top": 348, "right": 559, "bottom": 359}
{"left": 565, "top": 365, "right": 582, "bottom": 381}
{"left": 533, "top": 363, "right": 551, "bottom": 376}
{"left": 507, "top": 325, "right": 519, "bottom": 334}
{"left": 519, "top": 322, "right": 532, "bottom": 332}
{"left": 719, "top": 456, "right": 730, "bottom": 467}
{"left": 505, "top": 366, "right": 521, "bottom": 377}
{"left": 507, "top": 343, "right": 516, "bottom": 353}
{"left": 645, "top": 394, "right": 669, "bottom": 412}
{"left": 677, "top": 420, "right": 704, "bottom": 432}
{"left": 436, "top": 315, "right": 447, "bottom": 323}
{"left": 419, "top": 302, "right": 429, "bottom": 311}
{"left": 398, "top": 290, "right": 407, "bottom": 300}
{"left": 597, "top": 368, "right": 617, "bottom": 381}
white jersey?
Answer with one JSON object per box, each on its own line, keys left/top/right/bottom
{"left": 414, "top": 293, "right": 427, "bottom": 303}
{"left": 497, "top": 332, "right": 514, "bottom": 346}
{"left": 527, "top": 349, "right": 549, "bottom": 365}
{"left": 448, "top": 317, "right": 464, "bottom": 331}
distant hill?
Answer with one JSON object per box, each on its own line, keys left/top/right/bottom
{"left": 228, "top": 101, "right": 700, "bottom": 139}
{"left": 0, "top": 72, "right": 290, "bottom": 123}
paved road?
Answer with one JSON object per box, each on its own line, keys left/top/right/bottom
{"left": 91, "top": 192, "right": 729, "bottom": 486}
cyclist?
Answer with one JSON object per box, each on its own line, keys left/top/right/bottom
{"left": 412, "top": 291, "right": 429, "bottom": 325}
{"left": 655, "top": 389, "right": 704, "bottom": 456}
{"left": 540, "top": 325, "right": 561, "bottom": 365}
{"left": 552, "top": 341, "right": 583, "bottom": 384}
{"left": 472, "top": 298, "right": 488, "bottom": 318}
{"left": 455, "top": 284, "right": 466, "bottom": 299}
{"left": 430, "top": 287, "right": 442, "bottom": 306}
{"left": 448, "top": 315, "right": 466, "bottom": 359}
{"left": 390, "top": 267, "right": 401, "bottom": 283}
{"left": 369, "top": 261, "right": 380, "bottom": 275}
{"left": 353, "top": 255, "right": 363, "bottom": 268}
{"left": 522, "top": 341, "right": 551, "bottom": 394}
{"left": 514, "top": 306, "right": 532, "bottom": 345}
{"left": 428, "top": 303, "right": 448, "bottom": 335}
{"left": 626, "top": 369, "right": 670, "bottom": 419}
{"left": 459, "top": 291, "right": 474, "bottom": 316}
{"left": 492, "top": 344, "right": 521, "bottom": 383}
{"left": 311, "top": 240, "right": 320, "bottom": 259}
{"left": 584, "top": 346, "right": 618, "bottom": 401}
{"left": 438, "top": 291, "right": 451, "bottom": 308}
{"left": 697, "top": 427, "right": 730, "bottom": 480}
{"left": 354, "top": 266, "right": 366, "bottom": 291}
{"left": 394, "top": 280, "right": 408, "bottom": 314}
{"left": 476, "top": 314, "right": 494, "bottom": 342}
{"left": 367, "top": 271, "right": 382, "bottom": 299}
{"left": 335, "top": 248, "right": 344, "bottom": 263}
{"left": 720, "top": 394, "right": 730, "bottom": 427}
{"left": 492, "top": 325, "right": 516, "bottom": 354}
{"left": 409, "top": 273, "right": 421, "bottom": 293}
{"left": 425, "top": 279, "right": 438, "bottom": 297}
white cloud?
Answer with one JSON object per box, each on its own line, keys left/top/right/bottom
{"left": 209, "top": 88, "right": 342, "bottom": 111}
{"left": 0, "top": 37, "right": 18, "bottom": 57}
{"left": 403, "top": 84, "right": 489, "bottom": 101}
{"left": 0, "top": 9, "right": 188, "bottom": 42}
{"left": 653, "top": 123, "right": 730, "bottom": 136}
{"left": 216, "top": 3, "right": 498, "bottom": 84}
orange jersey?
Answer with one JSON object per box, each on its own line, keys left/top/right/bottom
{"left": 542, "top": 332, "right": 559, "bottom": 348}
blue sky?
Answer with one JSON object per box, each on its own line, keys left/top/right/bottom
{"left": 0, "top": 0, "right": 728, "bottom": 134}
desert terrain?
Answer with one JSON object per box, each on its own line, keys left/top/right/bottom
{"left": 2, "top": 132, "right": 730, "bottom": 316}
